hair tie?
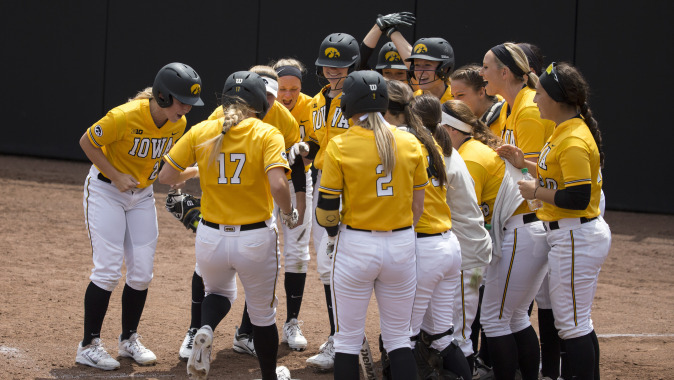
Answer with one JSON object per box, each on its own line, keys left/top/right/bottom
{"left": 275, "top": 65, "right": 303, "bottom": 80}
{"left": 490, "top": 44, "right": 526, "bottom": 78}
{"left": 387, "top": 100, "right": 407, "bottom": 112}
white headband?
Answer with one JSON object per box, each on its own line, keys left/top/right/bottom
{"left": 441, "top": 112, "right": 472, "bottom": 133}
{"left": 358, "top": 112, "right": 388, "bottom": 124}
{"left": 261, "top": 77, "right": 278, "bottom": 98}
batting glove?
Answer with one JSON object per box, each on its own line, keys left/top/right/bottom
{"left": 376, "top": 12, "right": 416, "bottom": 32}
{"left": 288, "top": 142, "right": 309, "bottom": 166}
{"left": 281, "top": 207, "right": 299, "bottom": 229}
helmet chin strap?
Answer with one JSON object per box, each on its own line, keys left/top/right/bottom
{"left": 415, "top": 70, "right": 444, "bottom": 86}
{"left": 327, "top": 76, "right": 348, "bottom": 92}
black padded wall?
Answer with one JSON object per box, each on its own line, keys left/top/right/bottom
{"left": 1, "top": 0, "right": 672, "bottom": 213}
{"left": 1, "top": 1, "right": 108, "bottom": 161}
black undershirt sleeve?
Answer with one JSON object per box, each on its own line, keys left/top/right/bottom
{"left": 289, "top": 157, "right": 306, "bottom": 193}
{"left": 305, "top": 141, "right": 320, "bottom": 160}
{"left": 553, "top": 184, "right": 592, "bottom": 210}
{"left": 359, "top": 42, "right": 375, "bottom": 70}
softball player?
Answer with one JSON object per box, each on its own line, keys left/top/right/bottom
{"left": 385, "top": 83, "right": 471, "bottom": 379}
{"left": 317, "top": 70, "right": 427, "bottom": 380}
{"left": 480, "top": 43, "right": 555, "bottom": 162}
{"left": 306, "top": 32, "right": 360, "bottom": 371}
{"left": 388, "top": 36, "right": 455, "bottom": 102}
{"left": 159, "top": 71, "right": 297, "bottom": 380}
{"left": 498, "top": 62, "right": 610, "bottom": 380}
{"left": 175, "top": 65, "right": 305, "bottom": 361}
{"left": 408, "top": 94, "right": 489, "bottom": 377}
{"left": 76, "top": 63, "right": 204, "bottom": 370}
{"left": 450, "top": 64, "right": 506, "bottom": 138}
{"left": 443, "top": 100, "right": 549, "bottom": 380}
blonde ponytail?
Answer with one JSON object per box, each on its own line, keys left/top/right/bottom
{"left": 361, "top": 112, "right": 396, "bottom": 174}
{"left": 198, "top": 101, "right": 252, "bottom": 166}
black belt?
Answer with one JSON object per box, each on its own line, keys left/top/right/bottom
{"left": 547, "top": 216, "right": 597, "bottom": 231}
{"left": 416, "top": 229, "right": 450, "bottom": 238}
{"left": 97, "top": 173, "right": 112, "bottom": 184}
{"left": 346, "top": 225, "right": 411, "bottom": 233}
{"left": 202, "top": 219, "right": 267, "bottom": 231}
{"left": 523, "top": 213, "right": 539, "bottom": 224}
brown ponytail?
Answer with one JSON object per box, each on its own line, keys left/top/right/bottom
{"left": 556, "top": 63, "right": 605, "bottom": 168}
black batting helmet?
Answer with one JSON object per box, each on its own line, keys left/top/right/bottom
{"left": 315, "top": 33, "right": 360, "bottom": 77}
{"left": 340, "top": 71, "right": 388, "bottom": 120}
{"left": 375, "top": 42, "right": 407, "bottom": 71}
{"left": 406, "top": 38, "right": 455, "bottom": 81}
{"left": 221, "top": 71, "right": 270, "bottom": 119}
{"left": 153, "top": 62, "right": 204, "bottom": 108}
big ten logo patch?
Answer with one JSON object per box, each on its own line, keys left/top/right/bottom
{"left": 191, "top": 84, "right": 201, "bottom": 95}
{"left": 132, "top": 129, "right": 143, "bottom": 135}
{"left": 128, "top": 137, "right": 174, "bottom": 159}
{"left": 414, "top": 44, "right": 428, "bottom": 54}
{"left": 385, "top": 51, "right": 402, "bottom": 62}
{"left": 325, "top": 47, "right": 341, "bottom": 58}
{"left": 94, "top": 125, "right": 103, "bottom": 137}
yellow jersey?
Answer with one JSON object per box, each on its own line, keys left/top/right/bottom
{"left": 208, "top": 100, "right": 300, "bottom": 152}
{"left": 86, "top": 98, "right": 184, "bottom": 188}
{"left": 458, "top": 138, "right": 528, "bottom": 224}
{"left": 320, "top": 125, "right": 429, "bottom": 231}
{"left": 163, "top": 117, "right": 290, "bottom": 225}
{"left": 292, "top": 92, "right": 317, "bottom": 144}
{"left": 415, "top": 142, "right": 452, "bottom": 234}
{"left": 310, "top": 85, "right": 352, "bottom": 170}
{"left": 501, "top": 87, "right": 555, "bottom": 159}
{"left": 535, "top": 117, "right": 602, "bottom": 221}
{"left": 414, "top": 84, "right": 453, "bottom": 103}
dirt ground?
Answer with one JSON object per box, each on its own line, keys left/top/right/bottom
{"left": 0, "top": 154, "right": 672, "bottom": 380}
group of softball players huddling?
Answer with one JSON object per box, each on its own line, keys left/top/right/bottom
{"left": 76, "top": 11, "right": 611, "bottom": 380}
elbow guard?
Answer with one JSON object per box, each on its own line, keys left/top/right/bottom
{"left": 554, "top": 184, "right": 592, "bottom": 210}
{"left": 316, "top": 192, "right": 340, "bottom": 231}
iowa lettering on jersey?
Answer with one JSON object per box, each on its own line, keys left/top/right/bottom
{"left": 537, "top": 143, "right": 558, "bottom": 189}
{"left": 128, "top": 137, "right": 174, "bottom": 159}
{"left": 312, "top": 105, "right": 349, "bottom": 131}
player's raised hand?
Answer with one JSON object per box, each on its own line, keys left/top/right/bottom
{"left": 376, "top": 12, "right": 416, "bottom": 32}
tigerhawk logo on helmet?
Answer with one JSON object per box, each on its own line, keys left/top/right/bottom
{"left": 190, "top": 84, "right": 201, "bottom": 95}
{"left": 385, "top": 51, "right": 402, "bottom": 62}
{"left": 325, "top": 47, "right": 341, "bottom": 58}
{"left": 414, "top": 44, "right": 428, "bottom": 54}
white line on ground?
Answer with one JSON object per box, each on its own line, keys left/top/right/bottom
{"left": 597, "top": 333, "right": 674, "bottom": 338}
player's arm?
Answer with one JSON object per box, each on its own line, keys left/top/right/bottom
{"left": 157, "top": 158, "right": 198, "bottom": 186}
{"left": 268, "top": 166, "right": 293, "bottom": 214}
{"left": 289, "top": 157, "right": 307, "bottom": 225}
{"left": 316, "top": 191, "right": 340, "bottom": 237}
{"left": 359, "top": 24, "right": 382, "bottom": 70}
{"left": 79, "top": 132, "right": 139, "bottom": 192}
{"left": 389, "top": 31, "right": 413, "bottom": 68}
{"left": 412, "top": 188, "right": 425, "bottom": 226}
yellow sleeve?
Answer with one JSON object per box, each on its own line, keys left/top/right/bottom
{"left": 464, "top": 160, "right": 489, "bottom": 205}
{"left": 318, "top": 139, "right": 343, "bottom": 195}
{"left": 164, "top": 126, "right": 197, "bottom": 171}
{"left": 558, "top": 140, "right": 592, "bottom": 187}
{"left": 263, "top": 127, "right": 291, "bottom": 173}
{"left": 516, "top": 107, "right": 549, "bottom": 159}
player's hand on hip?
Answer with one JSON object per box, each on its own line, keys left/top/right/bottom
{"left": 496, "top": 144, "right": 525, "bottom": 169}
{"left": 113, "top": 173, "right": 140, "bottom": 192}
{"left": 517, "top": 179, "right": 537, "bottom": 200}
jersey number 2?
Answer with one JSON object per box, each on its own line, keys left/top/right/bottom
{"left": 376, "top": 164, "right": 393, "bottom": 197}
{"left": 217, "top": 153, "right": 246, "bottom": 184}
